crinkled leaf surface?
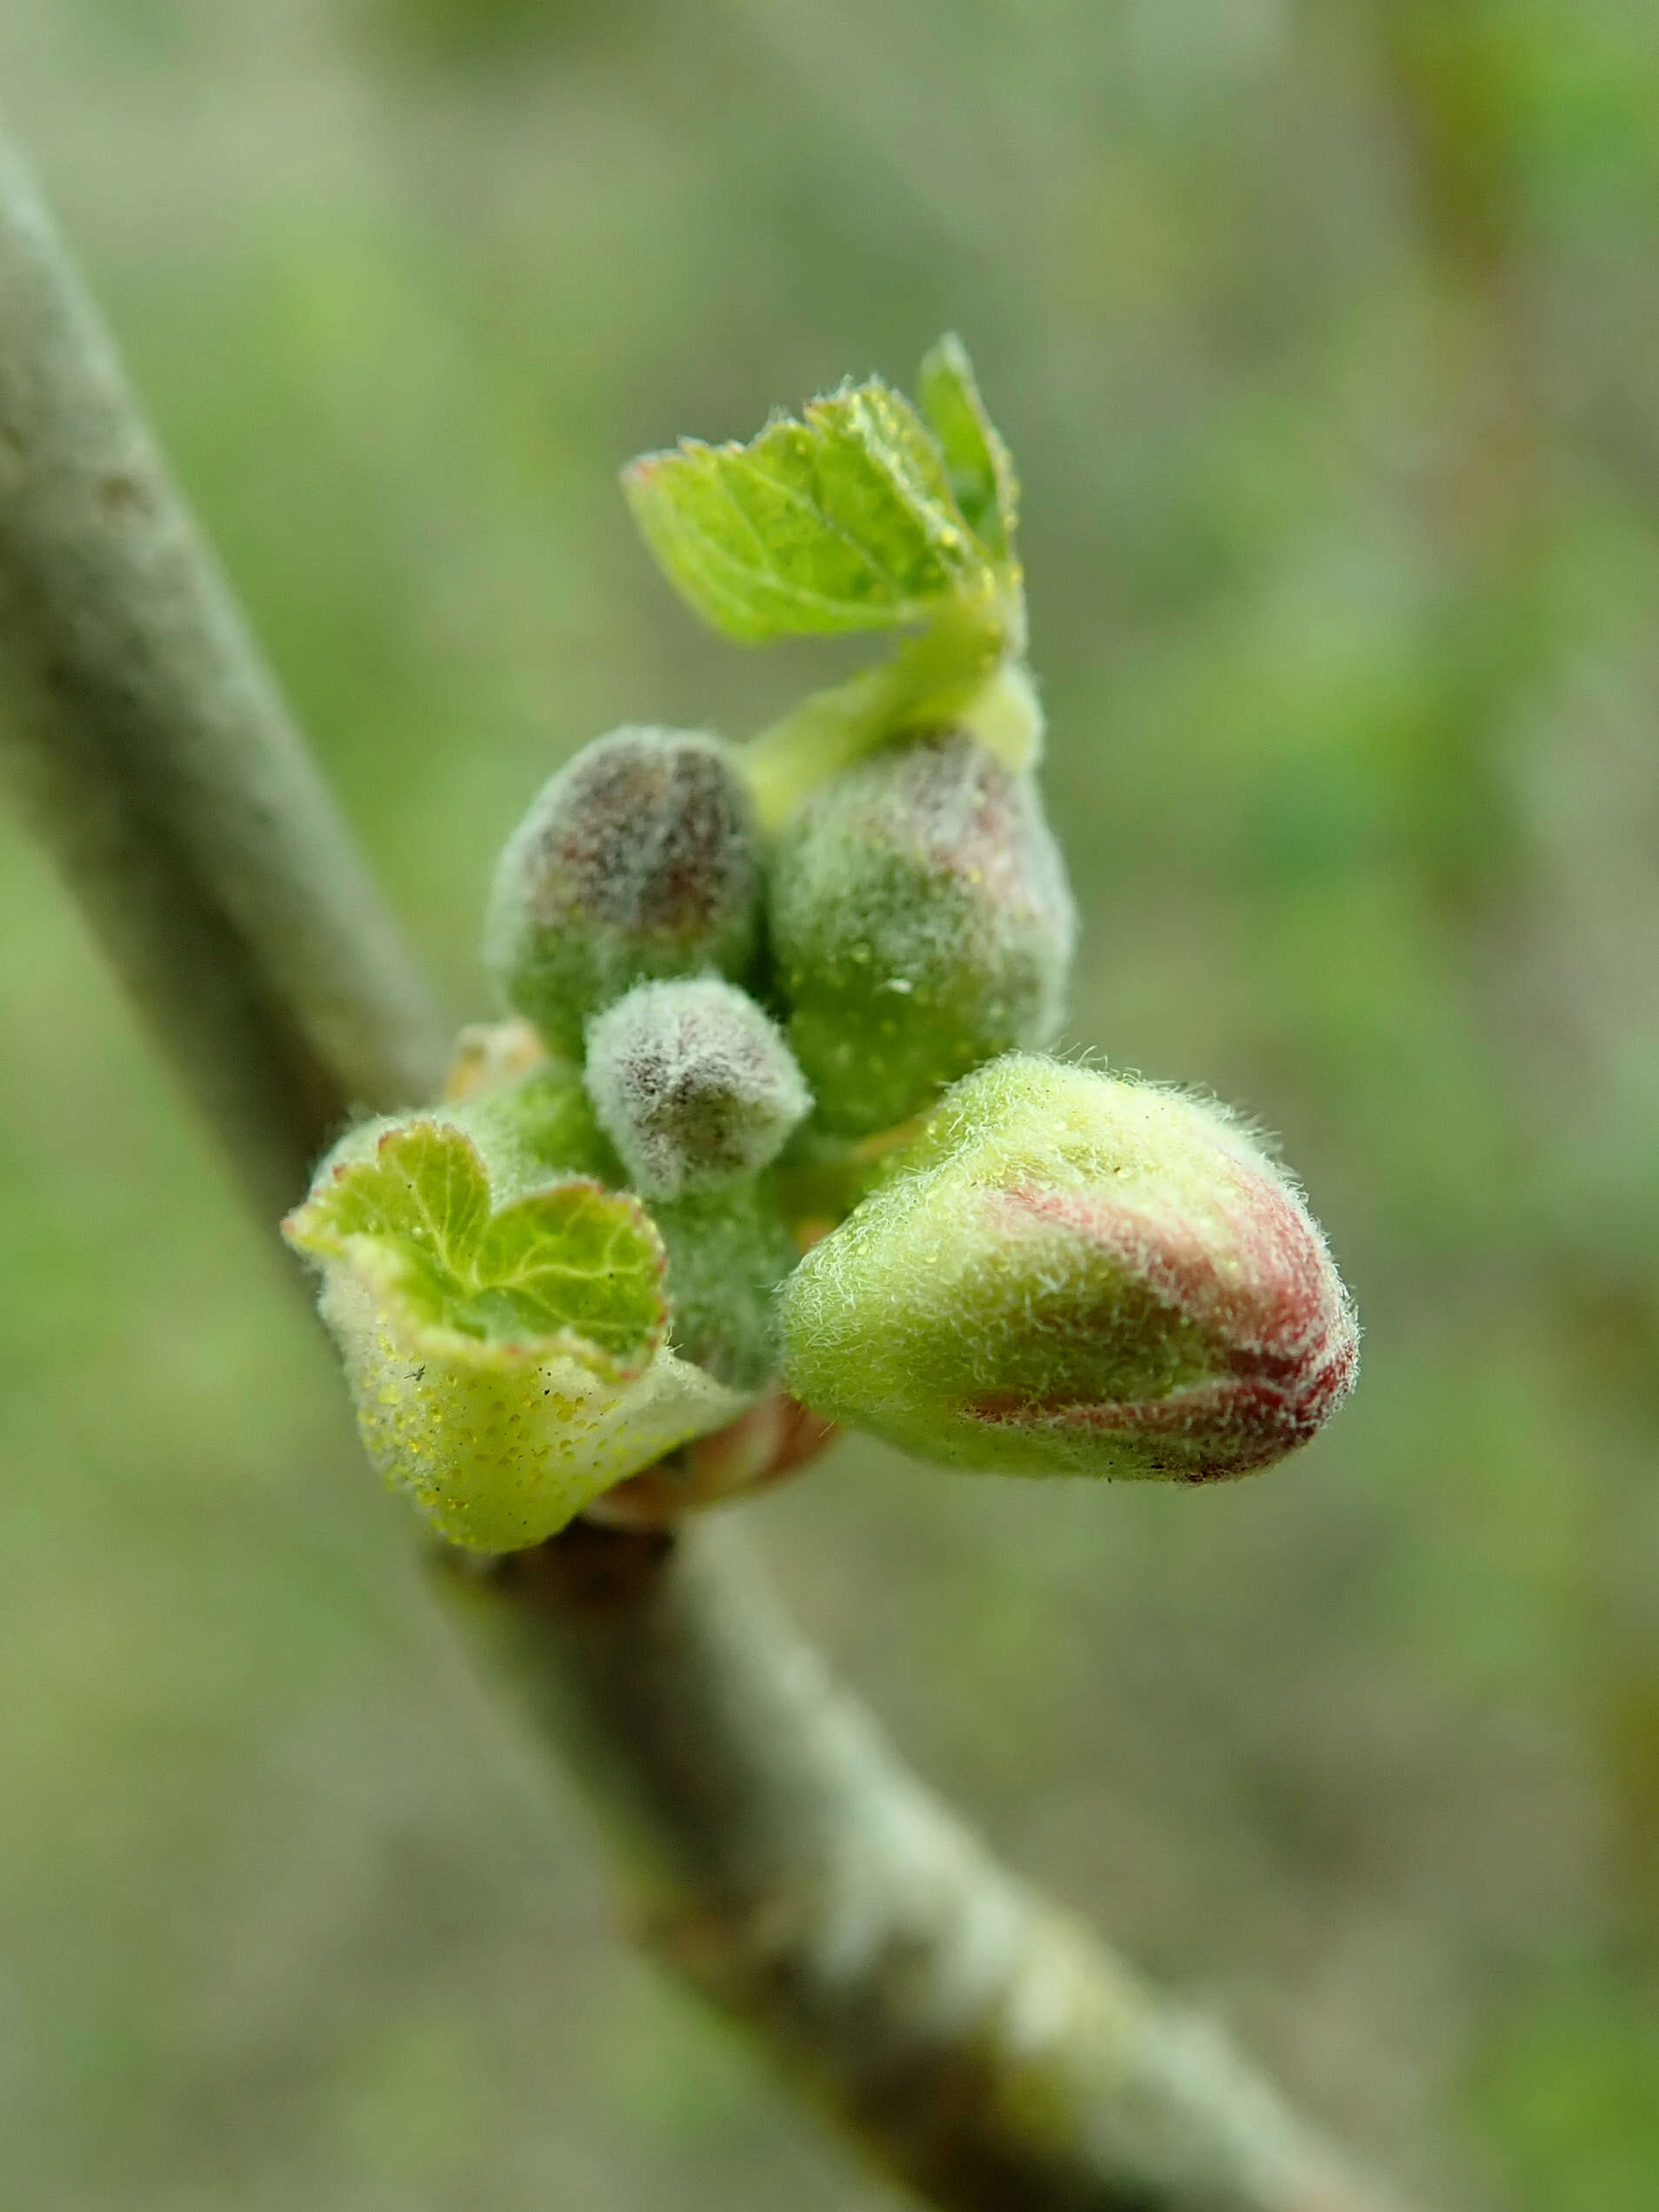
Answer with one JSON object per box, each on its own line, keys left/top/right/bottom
{"left": 916, "top": 335, "right": 1018, "bottom": 561}
{"left": 283, "top": 1121, "right": 666, "bottom": 1375}
{"left": 623, "top": 377, "right": 994, "bottom": 643}
{"left": 283, "top": 1121, "right": 747, "bottom": 1550}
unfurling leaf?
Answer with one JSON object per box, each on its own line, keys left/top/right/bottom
{"left": 916, "top": 334, "right": 1018, "bottom": 560}
{"left": 283, "top": 1121, "right": 753, "bottom": 1549}
{"left": 622, "top": 378, "right": 995, "bottom": 643}
{"left": 284, "top": 1121, "right": 663, "bottom": 1368}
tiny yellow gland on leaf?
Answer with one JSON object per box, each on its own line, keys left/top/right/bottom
{"left": 283, "top": 1122, "right": 750, "bottom": 1549}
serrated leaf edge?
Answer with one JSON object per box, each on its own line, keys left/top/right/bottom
{"left": 916, "top": 333, "right": 1019, "bottom": 561}
{"left": 623, "top": 374, "right": 996, "bottom": 642}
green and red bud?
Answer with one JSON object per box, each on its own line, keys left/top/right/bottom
{"left": 484, "top": 726, "right": 762, "bottom": 1059}
{"left": 780, "top": 1055, "right": 1357, "bottom": 1482}
{"left": 583, "top": 976, "right": 812, "bottom": 1200}
{"left": 769, "top": 729, "right": 1075, "bottom": 1138}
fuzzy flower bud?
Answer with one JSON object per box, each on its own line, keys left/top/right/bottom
{"left": 484, "top": 726, "right": 762, "bottom": 1058}
{"left": 780, "top": 1055, "right": 1358, "bottom": 1482}
{"left": 583, "top": 976, "right": 812, "bottom": 1201}
{"left": 770, "top": 730, "right": 1075, "bottom": 1138}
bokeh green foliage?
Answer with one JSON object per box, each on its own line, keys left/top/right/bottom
{"left": 3, "top": 1, "right": 1659, "bottom": 2208}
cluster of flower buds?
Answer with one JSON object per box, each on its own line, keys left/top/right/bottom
{"left": 481, "top": 730, "right": 819, "bottom": 1402}
{"left": 287, "top": 722, "right": 830, "bottom": 1546}
{"left": 287, "top": 341, "right": 1360, "bottom": 1552}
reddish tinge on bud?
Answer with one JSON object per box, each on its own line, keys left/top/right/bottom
{"left": 780, "top": 1056, "right": 1358, "bottom": 1482}
{"left": 484, "top": 726, "right": 762, "bottom": 1059}
{"left": 769, "top": 730, "right": 1075, "bottom": 1137}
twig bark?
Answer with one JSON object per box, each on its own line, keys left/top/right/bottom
{"left": 447, "top": 1522, "right": 1406, "bottom": 2212}
{"left": 0, "top": 137, "right": 449, "bottom": 1216}
{"left": 0, "top": 131, "right": 1419, "bottom": 2212}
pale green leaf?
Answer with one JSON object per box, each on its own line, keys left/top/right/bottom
{"left": 319, "top": 1261, "right": 754, "bottom": 1551}
{"left": 623, "top": 377, "right": 993, "bottom": 643}
{"left": 284, "top": 1121, "right": 666, "bottom": 1377}
{"left": 286, "top": 1119, "right": 749, "bottom": 1550}
{"left": 916, "top": 334, "right": 1018, "bottom": 560}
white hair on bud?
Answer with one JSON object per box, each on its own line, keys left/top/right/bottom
{"left": 483, "top": 726, "right": 762, "bottom": 1056}
{"left": 584, "top": 977, "right": 813, "bottom": 1200}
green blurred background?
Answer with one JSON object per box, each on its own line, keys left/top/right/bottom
{"left": 3, "top": 2, "right": 1657, "bottom": 2205}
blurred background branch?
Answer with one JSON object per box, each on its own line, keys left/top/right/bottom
{"left": 0, "top": 137, "right": 447, "bottom": 1216}
{"left": 0, "top": 125, "right": 1413, "bottom": 2212}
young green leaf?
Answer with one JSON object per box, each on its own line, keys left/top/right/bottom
{"left": 284, "top": 1120, "right": 666, "bottom": 1370}
{"left": 623, "top": 377, "right": 994, "bottom": 643}
{"left": 916, "top": 335, "right": 1018, "bottom": 561}
{"left": 315, "top": 1263, "right": 752, "bottom": 1552}
{"left": 283, "top": 1119, "right": 763, "bottom": 1549}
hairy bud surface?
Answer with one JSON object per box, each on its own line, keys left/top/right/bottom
{"left": 485, "top": 727, "right": 761, "bottom": 1057}
{"left": 651, "top": 1181, "right": 801, "bottom": 1392}
{"left": 781, "top": 1056, "right": 1358, "bottom": 1481}
{"left": 770, "top": 730, "right": 1075, "bottom": 1137}
{"left": 583, "top": 977, "right": 812, "bottom": 1200}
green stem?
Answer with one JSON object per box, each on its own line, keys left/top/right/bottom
{"left": 742, "top": 590, "right": 1043, "bottom": 830}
